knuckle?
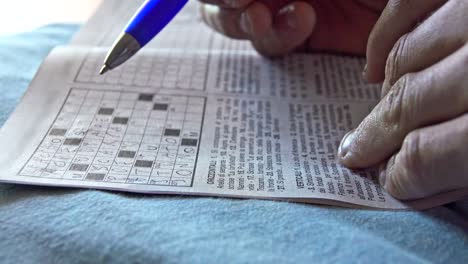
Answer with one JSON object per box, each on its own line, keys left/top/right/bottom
{"left": 387, "top": 131, "right": 424, "bottom": 199}
{"left": 394, "top": 131, "right": 426, "bottom": 195}
{"left": 385, "top": 33, "right": 409, "bottom": 86}
{"left": 382, "top": 74, "right": 412, "bottom": 132}
{"left": 400, "top": 131, "right": 424, "bottom": 179}
{"left": 385, "top": 155, "right": 407, "bottom": 199}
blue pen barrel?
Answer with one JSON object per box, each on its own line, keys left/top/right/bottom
{"left": 124, "top": 0, "right": 189, "bottom": 46}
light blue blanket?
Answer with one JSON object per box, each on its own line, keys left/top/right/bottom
{"left": 0, "top": 24, "right": 467, "bottom": 264}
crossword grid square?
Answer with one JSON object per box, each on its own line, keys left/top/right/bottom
{"left": 164, "top": 129, "right": 181, "bottom": 137}
{"left": 119, "top": 151, "right": 136, "bottom": 159}
{"left": 139, "top": 94, "right": 154, "bottom": 101}
{"left": 135, "top": 160, "right": 154, "bottom": 168}
{"left": 86, "top": 173, "right": 105, "bottom": 181}
{"left": 69, "top": 164, "right": 89, "bottom": 172}
{"left": 98, "top": 108, "right": 114, "bottom": 115}
{"left": 49, "top": 128, "right": 67, "bottom": 136}
{"left": 113, "top": 117, "right": 129, "bottom": 125}
{"left": 19, "top": 89, "right": 205, "bottom": 188}
{"left": 181, "top": 139, "right": 198, "bottom": 147}
{"left": 153, "top": 103, "right": 168, "bottom": 111}
{"left": 64, "top": 138, "right": 82, "bottom": 146}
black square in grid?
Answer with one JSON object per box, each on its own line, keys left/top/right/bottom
{"left": 153, "top": 103, "right": 168, "bottom": 111}
{"left": 164, "top": 129, "right": 180, "bottom": 137}
{"left": 113, "top": 117, "right": 129, "bottom": 125}
{"left": 86, "top": 173, "right": 105, "bottom": 181}
{"left": 118, "top": 150, "right": 136, "bottom": 159}
{"left": 139, "top": 93, "right": 154, "bottom": 101}
{"left": 69, "top": 164, "right": 89, "bottom": 172}
{"left": 64, "top": 138, "right": 82, "bottom": 146}
{"left": 135, "top": 160, "right": 154, "bottom": 168}
{"left": 98, "top": 108, "right": 114, "bottom": 115}
{"left": 181, "top": 138, "right": 198, "bottom": 147}
{"left": 49, "top": 128, "right": 67, "bottom": 136}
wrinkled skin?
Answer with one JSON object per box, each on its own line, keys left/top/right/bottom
{"left": 200, "top": 0, "right": 468, "bottom": 200}
{"left": 199, "top": 0, "right": 387, "bottom": 56}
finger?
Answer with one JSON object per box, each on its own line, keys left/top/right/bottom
{"left": 198, "top": 0, "right": 254, "bottom": 8}
{"left": 304, "top": 0, "right": 383, "bottom": 55}
{"left": 365, "top": 0, "right": 448, "bottom": 83}
{"left": 200, "top": 2, "right": 271, "bottom": 39}
{"left": 338, "top": 44, "right": 468, "bottom": 169}
{"left": 380, "top": 0, "right": 468, "bottom": 96}
{"left": 379, "top": 113, "right": 468, "bottom": 200}
{"left": 251, "top": 2, "right": 316, "bottom": 56}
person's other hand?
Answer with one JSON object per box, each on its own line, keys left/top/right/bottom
{"left": 199, "top": 0, "right": 387, "bottom": 56}
{"left": 338, "top": 0, "right": 468, "bottom": 200}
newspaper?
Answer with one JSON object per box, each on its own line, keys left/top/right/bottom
{"left": 0, "top": 0, "right": 466, "bottom": 209}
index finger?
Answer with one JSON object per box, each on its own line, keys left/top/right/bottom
{"left": 338, "top": 44, "right": 468, "bottom": 169}
{"left": 365, "top": 0, "right": 447, "bottom": 83}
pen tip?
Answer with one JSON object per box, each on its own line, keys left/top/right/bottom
{"left": 99, "top": 65, "right": 110, "bottom": 75}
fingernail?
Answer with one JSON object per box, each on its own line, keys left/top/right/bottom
{"left": 278, "top": 5, "right": 297, "bottom": 29}
{"left": 338, "top": 130, "right": 355, "bottom": 160}
{"left": 240, "top": 12, "right": 253, "bottom": 35}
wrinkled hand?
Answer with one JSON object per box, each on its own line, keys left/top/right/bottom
{"left": 338, "top": 0, "right": 468, "bottom": 200}
{"left": 199, "top": 0, "right": 386, "bottom": 56}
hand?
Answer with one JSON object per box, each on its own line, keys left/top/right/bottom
{"left": 338, "top": 0, "right": 468, "bottom": 200}
{"left": 198, "top": 0, "right": 387, "bottom": 56}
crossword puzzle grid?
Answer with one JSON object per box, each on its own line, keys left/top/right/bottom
{"left": 76, "top": 51, "right": 208, "bottom": 91}
{"left": 19, "top": 89, "right": 205, "bottom": 187}
{"left": 146, "top": 25, "right": 215, "bottom": 50}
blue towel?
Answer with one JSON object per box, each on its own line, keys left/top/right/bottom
{"left": 0, "top": 24, "right": 467, "bottom": 264}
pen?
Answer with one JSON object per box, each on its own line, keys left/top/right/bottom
{"left": 99, "top": 0, "right": 189, "bottom": 75}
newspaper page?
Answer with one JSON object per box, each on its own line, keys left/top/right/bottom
{"left": 1, "top": 0, "right": 467, "bottom": 209}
